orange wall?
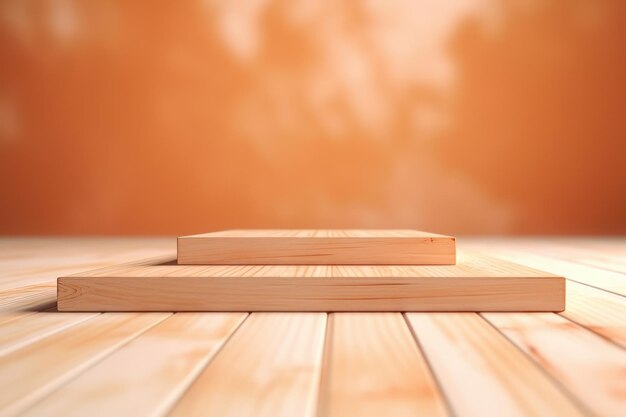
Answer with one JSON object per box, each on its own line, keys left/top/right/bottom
{"left": 1, "top": 0, "right": 625, "bottom": 235}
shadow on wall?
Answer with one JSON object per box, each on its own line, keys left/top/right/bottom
{"left": 0, "top": 0, "right": 624, "bottom": 235}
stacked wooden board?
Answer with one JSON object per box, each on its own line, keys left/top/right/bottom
{"left": 57, "top": 230, "right": 565, "bottom": 311}
{"left": 177, "top": 229, "right": 456, "bottom": 265}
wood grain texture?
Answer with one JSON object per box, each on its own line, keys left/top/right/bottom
{"left": 0, "top": 310, "right": 97, "bottom": 357}
{"left": 483, "top": 312, "right": 626, "bottom": 417}
{"left": 0, "top": 312, "right": 170, "bottom": 416}
{"left": 475, "top": 238, "right": 626, "bottom": 274}
{"left": 0, "top": 283, "right": 56, "bottom": 325}
{"left": 318, "top": 313, "right": 449, "bottom": 417}
{"left": 0, "top": 238, "right": 173, "bottom": 292}
{"left": 20, "top": 313, "right": 247, "bottom": 417}
{"left": 177, "top": 229, "right": 456, "bottom": 265}
{"left": 405, "top": 313, "right": 588, "bottom": 417}
{"left": 167, "top": 313, "right": 326, "bottom": 417}
{"left": 561, "top": 281, "right": 626, "bottom": 348}
{"left": 528, "top": 241, "right": 626, "bottom": 274}
{"left": 471, "top": 245, "right": 626, "bottom": 295}
{"left": 0, "top": 283, "right": 56, "bottom": 313}
{"left": 57, "top": 252, "right": 564, "bottom": 312}
{"left": 0, "top": 238, "right": 623, "bottom": 417}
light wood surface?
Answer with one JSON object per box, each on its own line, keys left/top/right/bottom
{"left": 177, "top": 229, "right": 456, "bottom": 265}
{"left": 406, "top": 313, "right": 588, "bottom": 417}
{"left": 168, "top": 313, "right": 327, "bottom": 417}
{"left": 465, "top": 242, "right": 626, "bottom": 295}
{"left": 57, "top": 253, "right": 564, "bottom": 312}
{"left": 482, "top": 312, "right": 626, "bottom": 417}
{"left": 561, "top": 283, "right": 626, "bottom": 348}
{"left": 21, "top": 313, "right": 247, "bottom": 417}
{"left": 0, "top": 312, "right": 170, "bottom": 415}
{"left": 0, "top": 237, "right": 624, "bottom": 417}
{"left": 318, "top": 313, "right": 449, "bottom": 417}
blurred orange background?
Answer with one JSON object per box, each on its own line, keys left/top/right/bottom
{"left": 1, "top": 0, "right": 624, "bottom": 236}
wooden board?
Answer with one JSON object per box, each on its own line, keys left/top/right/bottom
{"left": 167, "top": 313, "right": 326, "bottom": 417}
{"left": 318, "top": 313, "right": 449, "bottom": 417}
{"left": 561, "top": 281, "right": 626, "bottom": 348}
{"left": 482, "top": 312, "right": 626, "bottom": 417}
{"left": 57, "top": 252, "right": 564, "bottom": 312}
{"left": 20, "top": 313, "right": 247, "bottom": 417}
{"left": 467, "top": 243, "right": 626, "bottom": 295}
{"left": 406, "top": 313, "right": 588, "bottom": 417}
{"left": 177, "top": 229, "right": 456, "bottom": 265}
{"left": 0, "top": 312, "right": 170, "bottom": 416}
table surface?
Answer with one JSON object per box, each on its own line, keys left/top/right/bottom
{"left": 0, "top": 237, "right": 624, "bottom": 417}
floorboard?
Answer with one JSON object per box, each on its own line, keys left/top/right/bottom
{"left": 20, "top": 313, "right": 247, "bottom": 417}
{"left": 0, "top": 312, "right": 169, "bottom": 416}
{"left": 317, "top": 313, "right": 449, "bottom": 417}
{"left": 406, "top": 313, "right": 589, "bottom": 417}
{"left": 167, "top": 313, "right": 327, "bottom": 417}
{"left": 483, "top": 312, "right": 626, "bottom": 417}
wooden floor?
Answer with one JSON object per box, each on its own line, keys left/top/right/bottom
{"left": 0, "top": 237, "right": 624, "bottom": 417}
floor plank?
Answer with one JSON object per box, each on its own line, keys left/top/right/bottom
{"left": 20, "top": 313, "right": 247, "bottom": 417}
{"left": 467, "top": 241, "right": 626, "bottom": 347}
{"left": 472, "top": 246, "right": 626, "bottom": 295}
{"left": 167, "top": 313, "right": 326, "bottom": 417}
{"left": 568, "top": 257, "right": 626, "bottom": 274}
{"left": 530, "top": 241, "right": 626, "bottom": 274}
{"left": 0, "top": 284, "right": 57, "bottom": 326}
{"left": 0, "top": 283, "right": 56, "bottom": 313}
{"left": 471, "top": 239, "right": 626, "bottom": 274}
{"left": 0, "top": 310, "right": 98, "bottom": 357}
{"left": 483, "top": 312, "right": 626, "bottom": 417}
{"left": 0, "top": 312, "right": 170, "bottom": 416}
{"left": 561, "top": 281, "right": 626, "bottom": 349}
{"left": 318, "top": 313, "right": 449, "bottom": 417}
{"left": 406, "top": 313, "right": 589, "bottom": 417}
{"left": 545, "top": 238, "right": 626, "bottom": 256}
{"left": 0, "top": 238, "right": 173, "bottom": 291}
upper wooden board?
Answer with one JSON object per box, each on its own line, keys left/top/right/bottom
{"left": 177, "top": 229, "right": 456, "bottom": 265}
{"left": 57, "top": 252, "right": 564, "bottom": 312}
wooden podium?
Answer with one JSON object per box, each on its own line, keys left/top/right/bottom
{"left": 57, "top": 230, "right": 564, "bottom": 311}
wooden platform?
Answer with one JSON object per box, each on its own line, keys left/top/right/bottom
{"left": 177, "top": 229, "right": 456, "bottom": 265}
{"left": 0, "top": 237, "right": 625, "bottom": 417}
{"left": 57, "top": 253, "right": 563, "bottom": 312}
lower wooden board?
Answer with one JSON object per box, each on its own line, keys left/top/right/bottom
{"left": 177, "top": 229, "right": 456, "bottom": 265}
{"left": 57, "top": 252, "right": 564, "bottom": 312}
